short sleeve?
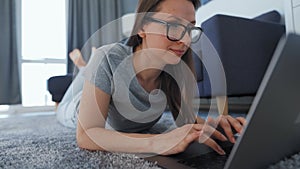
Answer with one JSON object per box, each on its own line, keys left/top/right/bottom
{"left": 83, "top": 45, "right": 115, "bottom": 95}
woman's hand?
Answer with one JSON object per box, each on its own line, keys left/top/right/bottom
{"left": 207, "top": 115, "right": 246, "bottom": 143}
{"left": 152, "top": 123, "right": 228, "bottom": 156}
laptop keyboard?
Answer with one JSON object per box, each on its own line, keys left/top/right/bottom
{"left": 177, "top": 143, "right": 233, "bottom": 169}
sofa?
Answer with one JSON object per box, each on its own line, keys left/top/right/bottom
{"left": 47, "top": 11, "right": 285, "bottom": 110}
{"left": 193, "top": 10, "right": 285, "bottom": 112}
{"left": 47, "top": 73, "right": 73, "bottom": 103}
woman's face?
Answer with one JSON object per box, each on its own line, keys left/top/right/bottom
{"left": 138, "top": 0, "right": 196, "bottom": 65}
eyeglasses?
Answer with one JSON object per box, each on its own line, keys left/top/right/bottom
{"left": 145, "top": 17, "right": 203, "bottom": 43}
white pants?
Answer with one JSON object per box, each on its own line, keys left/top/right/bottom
{"left": 56, "top": 69, "right": 85, "bottom": 128}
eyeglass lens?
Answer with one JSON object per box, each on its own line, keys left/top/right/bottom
{"left": 167, "top": 24, "right": 201, "bottom": 43}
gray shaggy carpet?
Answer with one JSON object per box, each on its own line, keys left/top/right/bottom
{"left": 0, "top": 112, "right": 162, "bottom": 169}
{"left": 0, "top": 112, "right": 299, "bottom": 169}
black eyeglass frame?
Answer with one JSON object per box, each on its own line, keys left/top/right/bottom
{"left": 145, "top": 17, "right": 203, "bottom": 43}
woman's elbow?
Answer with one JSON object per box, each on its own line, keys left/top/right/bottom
{"left": 76, "top": 129, "right": 106, "bottom": 151}
{"left": 76, "top": 121, "right": 93, "bottom": 149}
{"left": 76, "top": 130, "right": 89, "bottom": 149}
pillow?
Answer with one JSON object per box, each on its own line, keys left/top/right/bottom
{"left": 253, "top": 10, "right": 281, "bottom": 24}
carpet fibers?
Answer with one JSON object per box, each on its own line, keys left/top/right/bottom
{"left": 0, "top": 112, "right": 299, "bottom": 169}
{"left": 0, "top": 113, "right": 161, "bottom": 169}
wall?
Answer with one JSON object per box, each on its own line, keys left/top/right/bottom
{"left": 196, "top": 0, "right": 285, "bottom": 25}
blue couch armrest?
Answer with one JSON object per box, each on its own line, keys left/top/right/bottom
{"left": 47, "top": 73, "right": 73, "bottom": 102}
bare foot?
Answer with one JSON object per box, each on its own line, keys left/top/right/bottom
{"left": 91, "top": 47, "right": 97, "bottom": 58}
{"left": 92, "top": 47, "right": 96, "bottom": 53}
{"left": 69, "top": 49, "right": 86, "bottom": 68}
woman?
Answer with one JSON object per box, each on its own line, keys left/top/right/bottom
{"left": 77, "top": 0, "right": 246, "bottom": 156}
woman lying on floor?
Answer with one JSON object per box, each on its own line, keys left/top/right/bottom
{"left": 59, "top": 0, "right": 246, "bottom": 155}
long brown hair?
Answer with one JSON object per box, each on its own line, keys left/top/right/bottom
{"left": 126, "top": 0, "right": 201, "bottom": 126}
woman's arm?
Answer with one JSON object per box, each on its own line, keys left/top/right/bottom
{"left": 77, "top": 81, "right": 227, "bottom": 155}
{"left": 76, "top": 81, "right": 158, "bottom": 153}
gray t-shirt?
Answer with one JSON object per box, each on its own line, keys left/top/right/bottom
{"left": 84, "top": 43, "right": 167, "bottom": 133}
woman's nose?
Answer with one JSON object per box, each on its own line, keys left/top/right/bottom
{"left": 178, "top": 32, "right": 192, "bottom": 46}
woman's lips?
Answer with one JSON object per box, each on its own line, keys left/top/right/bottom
{"left": 170, "top": 49, "right": 185, "bottom": 56}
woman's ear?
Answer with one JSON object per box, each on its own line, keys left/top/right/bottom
{"left": 137, "top": 28, "right": 146, "bottom": 38}
{"left": 138, "top": 25, "right": 146, "bottom": 39}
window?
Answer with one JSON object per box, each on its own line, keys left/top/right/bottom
{"left": 21, "top": 0, "right": 67, "bottom": 106}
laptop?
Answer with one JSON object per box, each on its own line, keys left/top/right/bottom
{"left": 145, "top": 33, "right": 300, "bottom": 169}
